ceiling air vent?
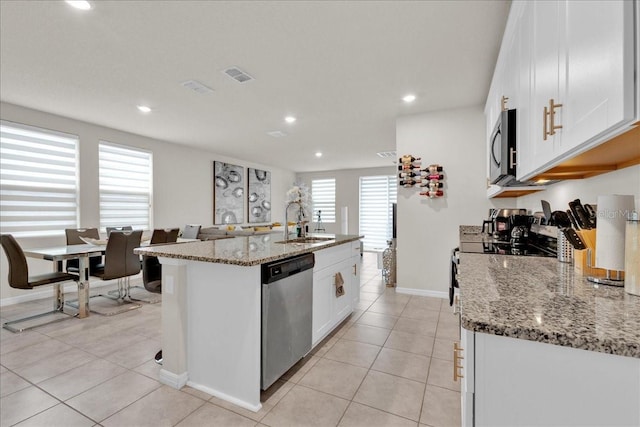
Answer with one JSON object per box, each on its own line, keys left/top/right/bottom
{"left": 376, "top": 151, "right": 396, "bottom": 158}
{"left": 181, "top": 80, "right": 214, "bottom": 94}
{"left": 267, "top": 130, "right": 287, "bottom": 138}
{"left": 223, "top": 66, "right": 254, "bottom": 83}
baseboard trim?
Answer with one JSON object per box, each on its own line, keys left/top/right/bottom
{"left": 186, "top": 381, "right": 262, "bottom": 413}
{"left": 159, "top": 369, "right": 189, "bottom": 389}
{"left": 395, "top": 287, "right": 448, "bottom": 299}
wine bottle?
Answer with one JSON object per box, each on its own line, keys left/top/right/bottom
{"left": 426, "top": 173, "right": 444, "bottom": 180}
{"left": 419, "top": 190, "right": 444, "bottom": 198}
{"left": 399, "top": 155, "right": 421, "bottom": 164}
{"left": 424, "top": 164, "right": 443, "bottom": 173}
{"left": 399, "top": 171, "right": 427, "bottom": 178}
{"left": 419, "top": 181, "right": 443, "bottom": 188}
{"left": 398, "top": 164, "right": 421, "bottom": 171}
{"left": 399, "top": 179, "right": 421, "bottom": 187}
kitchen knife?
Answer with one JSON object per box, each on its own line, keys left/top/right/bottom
{"left": 569, "top": 200, "right": 591, "bottom": 229}
{"left": 584, "top": 203, "right": 597, "bottom": 227}
{"left": 566, "top": 209, "right": 580, "bottom": 229}
{"left": 562, "top": 227, "right": 587, "bottom": 250}
{"left": 574, "top": 199, "right": 595, "bottom": 229}
{"left": 541, "top": 200, "right": 552, "bottom": 225}
{"left": 551, "top": 211, "right": 571, "bottom": 228}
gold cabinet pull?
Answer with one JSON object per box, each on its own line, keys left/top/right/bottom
{"left": 544, "top": 98, "right": 563, "bottom": 140}
{"left": 501, "top": 95, "right": 509, "bottom": 112}
{"left": 549, "top": 98, "right": 563, "bottom": 136}
{"left": 543, "top": 105, "right": 550, "bottom": 140}
{"left": 453, "top": 342, "right": 464, "bottom": 381}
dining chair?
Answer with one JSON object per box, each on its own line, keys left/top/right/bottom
{"left": 150, "top": 228, "right": 180, "bottom": 244}
{"left": 106, "top": 225, "right": 133, "bottom": 236}
{"left": 65, "top": 228, "right": 104, "bottom": 276}
{"left": 1, "top": 234, "right": 78, "bottom": 332}
{"left": 90, "top": 230, "right": 143, "bottom": 315}
{"left": 128, "top": 228, "right": 179, "bottom": 304}
{"left": 181, "top": 224, "right": 201, "bottom": 239}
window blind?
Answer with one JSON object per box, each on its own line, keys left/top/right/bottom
{"left": 99, "top": 141, "right": 152, "bottom": 231}
{"left": 0, "top": 121, "right": 79, "bottom": 238}
{"left": 311, "top": 178, "right": 336, "bottom": 223}
{"left": 359, "top": 175, "right": 397, "bottom": 250}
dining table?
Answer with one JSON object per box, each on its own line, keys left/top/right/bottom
{"left": 23, "top": 243, "right": 106, "bottom": 318}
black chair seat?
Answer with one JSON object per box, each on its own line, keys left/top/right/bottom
{"left": 144, "top": 279, "right": 161, "bottom": 294}
{"left": 27, "top": 272, "right": 78, "bottom": 288}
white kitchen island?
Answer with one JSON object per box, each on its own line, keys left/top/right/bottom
{"left": 134, "top": 233, "right": 362, "bottom": 412}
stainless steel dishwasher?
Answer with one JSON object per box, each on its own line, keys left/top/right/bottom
{"left": 261, "top": 253, "right": 314, "bottom": 390}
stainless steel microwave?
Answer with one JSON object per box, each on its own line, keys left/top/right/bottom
{"left": 489, "top": 109, "right": 517, "bottom": 186}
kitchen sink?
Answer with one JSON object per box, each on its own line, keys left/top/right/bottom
{"left": 274, "top": 237, "right": 334, "bottom": 244}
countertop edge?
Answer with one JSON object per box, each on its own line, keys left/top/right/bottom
{"left": 461, "top": 317, "right": 640, "bottom": 359}
{"left": 134, "top": 235, "right": 363, "bottom": 266}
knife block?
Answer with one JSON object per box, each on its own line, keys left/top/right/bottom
{"left": 574, "top": 229, "right": 608, "bottom": 276}
{"left": 574, "top": 249, "right": 607, "bottom": 276}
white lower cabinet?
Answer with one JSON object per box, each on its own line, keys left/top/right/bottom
{"left": 350, "top": 241, "right": 361, "bottom": 307}
{"left": 312, "top": 243, "right": 359, "bottom": 346}
{"left": 460, "top": 327, "right": 640, "bottom": 426}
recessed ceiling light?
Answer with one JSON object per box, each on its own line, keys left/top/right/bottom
{"left": 285, "top": 116, "right": 297, "bottom": 124}
{"left": 403, "top": 94, "right": 416, "bottom": 103}
{"left": 137, "top": 105, "right": 152, "bottom": 113}
{"left": 65, "top": 1, "right": 92, "bottom": 10}
{"left": 315, "top": 152, "right": 323, "bottom": 158}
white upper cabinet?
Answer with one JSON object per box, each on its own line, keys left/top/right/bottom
{"left": 488, "top": 0, "right": 637, "bottom": 183}
{"left": 560, "top": 1, "right": 635, "bottom": 154}
{"left": 524, "top": 0, "right": 564, "bottom": 179}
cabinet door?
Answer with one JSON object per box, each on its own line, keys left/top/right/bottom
{"left": 527, "top": 0, "right": 563, "bottom": 177}
{"left": 561, "top": 0, "right": 635, "bottom": 154}
{"left": 474, "top": 333, "right": 640, "bottom": 426}
{"left": 332, "top": 260, "right": 353, "bottom": 323}
{"left": 312, "top": 269, "right": 334, "bottom": 345}
{"left": 514, "top": 2, "right": 534, "bottom": 181}
{"left": 351, "top": 242, "right": 361, "bottom": 306}
{"left": 459, "top": 328, "right": 475, "bottom": 427}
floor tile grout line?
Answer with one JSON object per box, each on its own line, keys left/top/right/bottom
{"left": 1, "top": 362, "right": 104, "bottom": 426}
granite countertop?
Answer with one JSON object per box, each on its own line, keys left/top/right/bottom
{"left": 458, "top": 252, "right": 640, "bottom": 358}
{"left": 134, "top": 233, "right": 362, "bottom": 266}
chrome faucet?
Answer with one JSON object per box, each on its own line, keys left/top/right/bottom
{"left": 284, "top": 201, "right": 305, "bottom": 242}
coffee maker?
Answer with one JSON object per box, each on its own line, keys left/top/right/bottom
{"left": 483, "top": 208, "right": 528, "bottom": 240}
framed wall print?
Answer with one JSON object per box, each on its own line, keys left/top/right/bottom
{"left": 214, "top": 161, "right": 244, "bottom": 224}
{"left": 248, "top": 168, "right": 271, "bottom": 223}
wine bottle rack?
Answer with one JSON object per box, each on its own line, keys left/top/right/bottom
{"left": 397, "top": 154, "right": 444, "bottom": 198}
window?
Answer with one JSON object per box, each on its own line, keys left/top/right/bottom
{"left": 311, "top": 178, "right": 336, "bottom": 223}
{"left": 359, "top": 175, "right": 397, "bottom": 250}
{"left": 0, "top": 121, "right": 79, "bottom": 237}
{"left": 99, "top": 141, "right": 152, "bottom": 231}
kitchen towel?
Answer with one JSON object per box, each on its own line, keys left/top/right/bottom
{"left": 335, "top": 272, "right": 345, "bottom": 297}
{"left": 595, "top": 194, "right": 635, "bottom": 271}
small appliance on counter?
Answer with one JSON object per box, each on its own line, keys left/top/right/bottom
{"left": 483, "top": 208, "right": 528, "bottom": 240}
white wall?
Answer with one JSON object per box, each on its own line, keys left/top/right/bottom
{"left": 395, "top": 106, "right": 516, "bottom": 297}
{"left": 0, "top": 102, "right": 296, "bottom": 302}
{"left": 517, "top": 165, "right": 640, "bottom": 214}
{"left": 296, "top": 166, "right": 397, "bottom": 236}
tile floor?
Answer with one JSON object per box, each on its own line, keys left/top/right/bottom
{"left": 0, "top": 252, "right": 461, "bottom": 427}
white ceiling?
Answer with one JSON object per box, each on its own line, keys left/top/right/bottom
{"left": 0, "top": 0, "right": 510, "bottom": 173}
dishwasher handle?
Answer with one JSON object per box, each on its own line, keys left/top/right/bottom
{"left": 261, "top": 253, "right": 315, "bottom": 284}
